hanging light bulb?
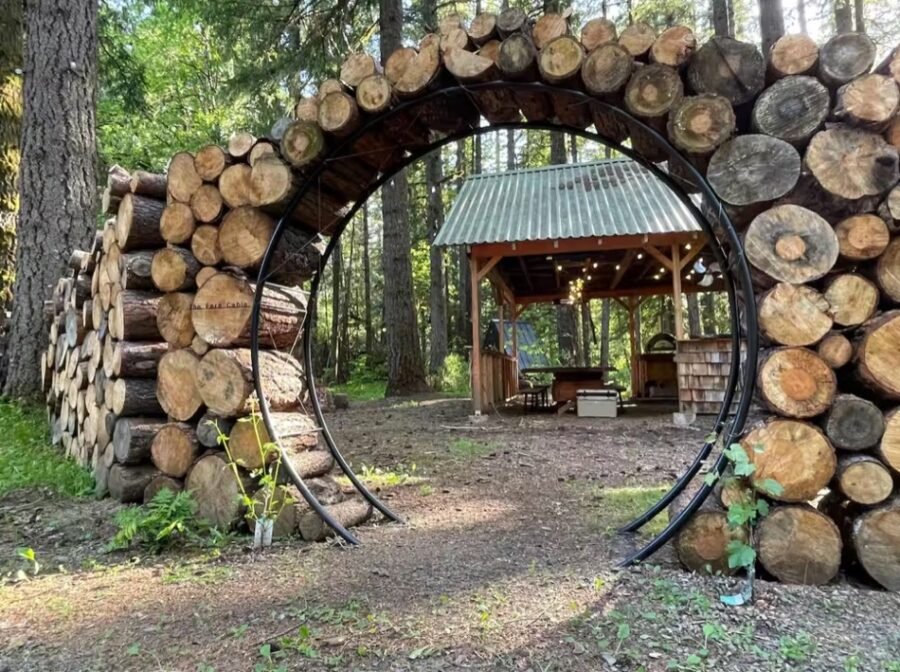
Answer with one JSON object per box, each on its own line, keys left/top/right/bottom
{"left": 615, "top": 264, "right": 621, "bottom": 271}
{"left": 592, "top": 262, "right": 599, "bottom": 269}
{"left": 685, "top": 243, "right": 692, "bottom": 250}
{"left": 637, "top": 253, "right": 644, "bottom": 260}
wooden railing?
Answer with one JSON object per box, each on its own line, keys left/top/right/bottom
{"left": 476, "top": 350, "right": 518, "bottom": 408}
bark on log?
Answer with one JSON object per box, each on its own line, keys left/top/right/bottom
{"left": 743, "top": 418, "right": 836, "bottom": 501}
{"left": 112, "top": 291, "right": 161, "bottom": 341}
{"left": 851, "top": 499, "right": 900, "bottom": 590}
{"left": 108, "top": 464, "right": 160, "bottom": 504}
{"left": 835, "top": 214, "right": 890, "bottom": 260}
{"left": 687, "top": 37, "right": 765, "bottom": 106}
{"left": 113, "top": 417, "right": 167, "bottom": 465}
{"left": 768, "top": 34, "right": 819, "bottom": 79}
{"left": 115, "top": 193, "right": 165, "bottom": 251}
{"left": 191, "top": 272, "right": 306, "bottom": 349}
{"left": 876, "top": 238, "right": 900, "bottom": 303}
{"left": 817, "top": 332, "right": 854, "bottom": 369}
{"left": 824, "top": 274, "right": 879, "bottom": 327}
{"left": 117, "top": 250, "right": 155, "bottom": 291}
{"left": 186, "top": 453, "right": 247, "bottom": 530}
{"left": 818, "top": 32, "right": 876, "bottom": 88}
{"left": 167, "top": 151, "right": 203, "bottom": 203}
{"left": 650, "top": 26, "right": 695, "bottom": 69}
{"left": 150, "top": 423, "right": 199, "bottom": 478}
{"left": 835, "top": 455, "right": 893, "bottom": 505}
{"left": 707, "top": 135, "right": 800, "bottom": 206}
{"left": 745, "top": 205, "right": 838, "bottom": 284}
{"left": 758, "top": 283, "right": 832, "bottom": 346}
{"left": 297, "top": 498, "right": 372, "bottom": 542}
{"left": 194, "top": 145, "right": 229, "bottom": 181}
{"left": 834, "top": 74, "right": 900, "bottom": 131}
{"left": 157, "top": 349, "right": 203, "bottom": 421}
{"left": 160, "top": 202, "right": 196, "bottom": 245}
{"left": 228, "top": 411, "right": 319, "bottom": 470}
{"left": 618, "top": 22, "right": 656, "bottom": 60}
{"left": 111, "top": 378, "right": 163, "bottom": 416}
{"left": 111, "top": 341, "right": 167, "bottom": 378}
{"left": 758, "top": 505, "right": 842, "bottom": 585}
{"left": 196, "top": 348, "right": 304, "bottom": 417}
{"left": 157, "top": 292, "right": 196, "bottom": 348}
{"left": 191, "top": 225, "right": 222, "bottom": 266}
{"left": 855, "top": 310, "right": 900, "bottom": 400}
{"left": 143, "top": 475, "right": 184, "bottom": 503}
{"left": 751, "top": 76, "right": 829, "bottom": 146}
{"left": 757, "top": 347, "right": 837, "bottom": 418}
{"left": 805, "top": 127, "right": 899, "bottom": 201}
{"left": 877, "top": 409, "right": 900, "bottom": 474}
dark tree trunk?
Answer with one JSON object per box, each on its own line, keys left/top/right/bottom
{"left": 549, "top": 132, "right": 577, "bottom": 364}
{"left": 687, "top": 294, "right": 702, "bottom": 337}
{"left": 0, "top": 0, "right": 22, "bottom": 321}
{"left": 328, "top": 238, "right": 342, "bottom": 379}
{"left": 426, "top": 152, "right": 448, "bottom": 377}
{"left": 712, "top": 0, "right": 732, "bottom": 37}
{"left": 580, "top": 301, "right": 593, "bottom": 366}
{"left": 853, "top": 0, "right": 864, "bottom": 32}
{"left": 455, "top": 140, "right": 470, "bottom": 350}
{"left": 758, "top": 0, "right": 785, "bottom": 55}
{"left": 362, "top": 204, "right": 373, "bottom": 355}
{"left": 4, "top": 0, "right": 97, "bottom": 397}
{"left": 380, "top": 0, "right": 427, "bottom": 396}
{"left": 338, "top": 222, "right": 353, "bottom": 383}
{"left": 506, "top": 130, "right": 516, "bottom": 169}
{"left": 797, "top": 0, "right": 807, "bottom": 33}
{"left": 701, "top": 292, "right": 717, "bottom": 335}
{"left": 834, "top": 0, "right": 853, "bottom": 33}
{"left": 600, "top": 299, "right": 611, "bottom": 368}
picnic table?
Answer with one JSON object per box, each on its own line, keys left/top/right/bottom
{"left": 521, "top": 366, "right": 619, "bottom": 405}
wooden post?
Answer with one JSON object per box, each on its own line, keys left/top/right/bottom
{"left": 626, "top": 299, "right": 640, "bottom": 399}
{"left": 671, "top": 245, "right": 685, "bottom": 340}
{"left": 470, "top": 255, "right": 482, "bottom": 414}
{"left": 512, "top": 304, "right": 520, "bottom": 364}
{"left": 497, "top": 298, "right": 505, "bottom": 354}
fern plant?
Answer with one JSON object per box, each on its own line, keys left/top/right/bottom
{"left": 109, "top": 489, "right": 207, "bottom": 552}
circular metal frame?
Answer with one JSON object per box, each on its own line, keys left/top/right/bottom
{"left": 250, "top": 80, "right": 759, "bottom": 560}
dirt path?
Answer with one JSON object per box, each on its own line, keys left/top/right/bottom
{"left": 2, "top": 397, "right": 899, "bottom": 671}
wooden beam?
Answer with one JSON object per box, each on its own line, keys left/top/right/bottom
{"left": 517, "top": 256, "right": 535, "bottom": 292}
{"left": 517, "top": 280, "right": 725, "bottom": 305}
{"left": 671, "top": 245, "right": 685, "bottom": 340}
{"left": 642, "top": 245, "right": 673, "bottom": 272}
{"left": 677, "top": 244, "right": 704, "bottom": 272}
{"left": 476, "top": 255, "right": 503, "bottom": 281}
{"left": 487, "top": 268, "right": 515, "bottom": 307}
{"left": 469, "top": 232, "right": 698, "bottom": 259}
{"left": 611, "top": 249, "right": 637, "bottom": 290}
{"left": 470, "top": 257, "right": 482, "bottom": 414}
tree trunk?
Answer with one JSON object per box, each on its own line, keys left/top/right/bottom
{"left": 456, "top": 140, "right": 471, "bottom": 350}
{"left": 338, "top": 222, "right": 352, "bottom": 384}
{"left": 758, "top": 0, "right": 785, "bottom": 56}
{"left": 185, "top": 453, "right": 248, "bottom": 530}
{"left": 4, "top": 0, "right": 97, "bottom": 396}
{"left": 834, "top": 0, "right": 853, "bottom": 34}
{"left": 686, "top": 294, "right": 701, "bottom": 337}
{"left": 328, "top": 238, "right": 342, "bottom": 379}
{"left": 600, "top": 299, "right": 611, "bottom": 368}
{"left": 362, "top": 204, "right": 373, "bottom": 355}
{"left": 0, "top": 0, "right": 22, "bottom": 319}
{"left": 711, "top": 0, "right": 732, "bottom": 37}
{"left": 580, "top": 301, "right": 592, "bottom": 366}
{"left": 426, "top": 151, "right": 447, "bottom": 377}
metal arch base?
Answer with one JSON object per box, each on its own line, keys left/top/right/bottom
{"left": 249, "top": 79, "right": 759, "bottom": 559}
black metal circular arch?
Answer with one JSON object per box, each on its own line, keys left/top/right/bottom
{"left": 250, "top": 80, "right": 759, "bottom": 560}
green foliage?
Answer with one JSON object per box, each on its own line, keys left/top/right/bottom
{"left": 354, "top": 463, "right": 421, "bottom": 488}
{"left": 438, "top": 353, "right": 470, "bottom": 395}
{"left": 578, "top": 483, "right": 670, "bottom": 537}
{"left": 15, "top": 547, "right": 39, "bottom": 575}
{"left": 0, "top": 401, "right": 93, "bottom": 497}
{"left": 447, "top": 438, "right": 494, "bottom": 458}
{"left": 110, "top": 489, "right": 210, "bottom": 552}
{"left": 778, "top": 632, "right": 816, "bottom": 662}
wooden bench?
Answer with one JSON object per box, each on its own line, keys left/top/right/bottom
{"left": 519, "top": 384, "right": 549, "bottom": 412}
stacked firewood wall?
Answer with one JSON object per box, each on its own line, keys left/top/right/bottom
{"left": 41, "top": 152, "right": 372, "bottom": 541}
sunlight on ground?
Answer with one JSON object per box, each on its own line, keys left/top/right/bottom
{"left": 571, "top": 482, "right": 670, "bottom": 537}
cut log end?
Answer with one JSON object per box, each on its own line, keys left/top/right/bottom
{"left": 758, "top": 505, "right": 842, "bottom": 585}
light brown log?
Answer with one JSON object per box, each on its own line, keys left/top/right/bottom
{"left": 111, "top": 341, "right": 167, "bottom": 378}
{"left": 248, "top": 140, "right": 276, "bottom": 167}
{"left": 194, "top": 145, "right": 229, "bottom": 181}
{"left": 618, "top": 22, "right": 656, "bottom": 59}
{"left": 532, "top": 12, "right": 567, "bottom": 50}
{"left": 758, "top": 283, "right": 832, "bottom": 346}
{"left": 151, "top": 247, "right": 200, "bottom": 293}
{"left": 112, "top": 291, "right": 161, "bottom": 341}
{"left": 108, "top": 464, "right": 160, "bottom": 504}
{"left": 157, "top": 292, "right": 196, "bottom": 348}
{"left": 672, "top": 508, "right": 745, "bottom": 575}
{"left": 751, "top": 76, "right": 829, "bottom": 146}
{"left": 167, "top": 151, "right": 203, "bottom": 203}
{"left": 64, "top": 309, "right": 86, "bottom": 348}
{"left": 196, "top": 348, "right": 303, "bottom": 417}
{"left": 580, "top": 44, "right": 633, "bottom": 96}
{"left": 340, "top": 52, "right": 378, "bottom": 88}
{"left": 757, "top": 347, "right": 837, "bottom": 418}
{"left": 708, "top": 135, "right": 800, "bottom": 206}
{"left": 115, "top": 193, "right": 165, "bottom": 251}
{"left": 298, "top": 497, "right": 372, "bottom": 542}
{"left": 824, "top": 274, "right": 879, "bottom": 327}
{"left": 196, "top": 266, "right": 217, "bottom": 288}
{"left": 687, "top": 37, "right": 765, "bottom": 106}
{"left": 817, "top": 332, "right": 854, "bottom": 369}
{"left": 157, "top": 349, "right": 203, "bottom": 421}
{"left": 744, "top": 205, "right": 838, "bottom": 284}
{"left": 876, "top": 238, "right": 900, "bottom": 303}
{"left": 888, "top": 117, "right": 900, "bottom": 152}
{"left": 835, "top": 455, "right": 893, "bottom": 505}
{"left": 768, "top": 34, "right": 819, "bottom": 78}
{"left": 387, "top": 37, "right": 442, "bottom": 98}
{"left": 318, "top": 91, "right": 360, "bottom": 137}
{"left": 228, "top": 411, "right": 319, "bottom": 470}
{"left": 818, "top": 32, "right": 876, "bottom": 87}
{"left": 624, "top": 63, "right": 683, "bottom": 119}
{"left": 439, "top": 26, "right": 471, "bottom": 53}
{"left": 537, "top": 35, "right": 583, "bottom": 84}
{"left": 143, "top": 475, "right": 184, "bottom": 503}
{"left": 280, "top": 120, "right": 327, "bottom": 169}
{"left": 498, "top": 33, "right": 539, "bottom": 80}
{"left": 855, "top": 310, "right": 900, "bottom": 399}
{"left": 877, "top": 409, "right": 900, "bottom": 474}
{"left": 650, "top": 26, "right": 695, "bottom": 68}
{"left": 218, "top": 163, "right": 252, "bottom": 209}
{"left": 113, "top": 417, "right": 167, "bottom": 465}
{"left": 852, "top": 499, "right": 900, "bottom": 590}
{"left": 469, "top": 12, "right": 498, "bottom": 45}
{"left": 316, "top": 78, "right": 344, "bottom": 100}
{"left": 106, "top": 164, "right": 131, "bottom": 198}
{"left": 191, "top": 272, "right": 306, "bottom": 349}
{"left": 191, "top": 225, "right": 222, "bottom": 266}
{"left": 150, "top": 423, "right": 198, "bottom": 478}
{"left": 834, "top": 74, "right": 900, "bottom": 131}
{"left": 197, "top": 411, "right": 233, "bottom": 449}
{"left": 117, "top": 250, "right": 155, "bottom": 291}
{"left": 805, "top": 127, "right": 899, "bottom": 201}
{"left": 356, "top": 74, "right": 394, "bottom": 114}
{"left": 496, "top": 7, "right": 527, "bottom": 37}
{"left": 111, "top": 378, "right": 163, "bottom": 416}
{"left": 878, "top": 185, "right": 900, "bottom": 232}
{"left": 835, "top": 214, "right": 890, "bottom": 260}
{"left": 227, "top": 131, "right": 256, "bottom": 160}
{"left": 186, "top": 453, "right": 247, "bottom": 530}
{"left": 580, "top": 18, "right": 616, "bottom": 52}
{"left": 758, "top": 505, "right": 842, "bottom": 585}
{"left": 190, "top": 185, "right": 223, "bottom": 227}
{"left": 191, "top": 334, "right": 209, "bottom": 356}
{"left": 667, "top": 94, "right": 735, "bottom": 158}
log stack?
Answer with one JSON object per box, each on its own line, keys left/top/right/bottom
{"left": 43, "top": 10, "right": 900, "bottom": 580}
{"left": 42, "top": 158, "right": 372, "bottom": 541}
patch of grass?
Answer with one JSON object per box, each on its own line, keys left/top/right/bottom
{"left": 162, "top": 563, "right": 233, "bottom": 585}
{"left": 344, "top": 463, "right": 423, "bottom": 489}
{"left": 0, "top": 400, "right": 93, "bottom": 497}
{"left": 779, "top": 632, "right": 815, "bottom": 662}
{"left": 576, "top": 482, "right": 670, "bottom": 537}
{"left": 330, "top": 380, "right": 385, "bottom": 402}
{"left": 447, "top": 438, "right": 494, "bottom": 459}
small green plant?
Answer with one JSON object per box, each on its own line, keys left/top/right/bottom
{"left": 778, "top": 632, "right": 815, "bottom": 662}
{"left": 110, "top": 489, "right": 210, "bottom": 552}
{"left": 15, "top": 547, "right": 39, "bottom": 575}
{"left": 448, "top": 437, "right": 493, "bottom": 458}
{"left": 418, "top": 483, "right": 434, "bottom": 496}
{"left": 356, "top": 462, "right": 420, "bottom": 487}
{"left": 214, "top": 401, "right": 294, "bottom": 548}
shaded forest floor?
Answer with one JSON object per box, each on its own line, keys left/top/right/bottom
{"left": 2, "top": 396, "right": 900, "bottom": 672}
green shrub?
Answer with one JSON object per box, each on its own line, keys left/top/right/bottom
{"left": 109, "top": 489, "right": 213, "bottom": 552}
{"left": 440, "top": 353, "right": 470, "bottom": 395}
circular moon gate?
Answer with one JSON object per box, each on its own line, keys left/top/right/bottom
{"left": 250, "top": 80, "right": 759, "bottom": 565}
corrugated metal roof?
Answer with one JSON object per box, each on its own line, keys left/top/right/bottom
{"left": 433, "top": 159, "right": 700, "bottom": 247}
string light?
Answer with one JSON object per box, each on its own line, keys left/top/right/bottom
{"left": 637, "top": 253, "right": 644, "bottom": 260}
{"left": 557, "top": 264, "right": 563, "bottom": 271}
{"left": 685, "top": 243, "right": 692, "bottom": 250}
{"left": 615, "top": 264, "right": 621, "bottom": 271}
{"left": 592, "top": 262, "right": 599, "bottom": 269}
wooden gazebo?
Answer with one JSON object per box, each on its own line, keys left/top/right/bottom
{"left": 434, "top": 159, "right": 722, "bottom": 413}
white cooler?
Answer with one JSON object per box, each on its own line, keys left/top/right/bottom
{"left": 576, "top": 389, "right": 618, "bottom": 418}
